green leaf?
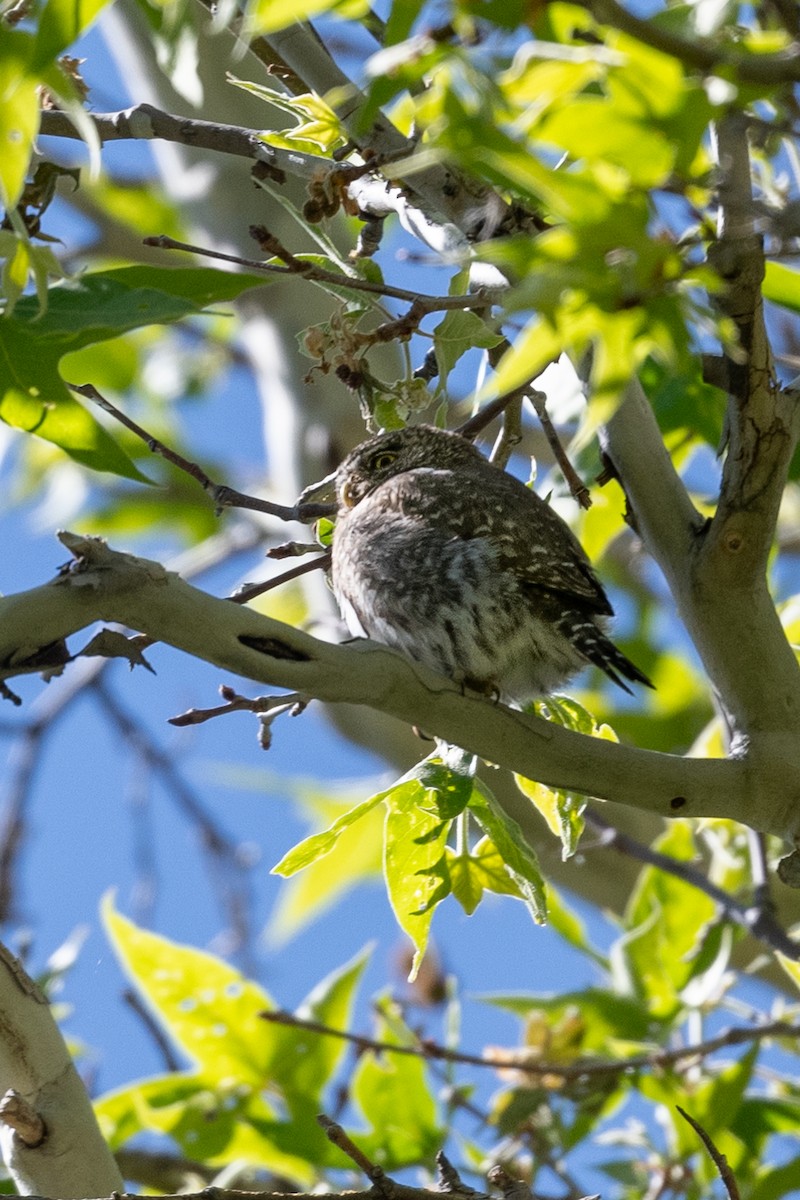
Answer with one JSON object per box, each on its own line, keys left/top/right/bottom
{"left": 272, "top": 788, "right": 388, "bottom": 876}
{"left": 102, "top": 896, "right": 274, "bottom": 1084}
{"left": 763, "top": 261, "right": 800, "bottom": 314}
{"left": 268, "top": 788, "right": 385, "bottom": 943}
{"left": 485, "top": 987, "right": 655, "bottom": 1051}
{"left": 264, "top": 947, "right": 370, "bottom": 1106}
{"left": 748, "top": 1158, "right": 800, "bottom": 1200}
{"left": 469, "top": 780, "right": 546, "bottom": 923}
{"left": 96, "top": 1071, "right": 320, "bottom": 1182}
{"left": 514, "top": 773, "right": 585, "bottom": 860}
{"left": 447, "top": 836, "right": 524, "bottom": 915}
{"left": 732, "top": 1097, "right": 800, "bottom": 1149}
{"left": 101, "top": 901, "right": 370, "bottom": 1180}
{"left": 617, "top": 822, "right": 717, "bottom": 1017}
{"left": 31, "top": 0, "right": 113, "bottom": 68}
{"left": 350, "top": 1001, "right": 444, "bottom": 1169}
{"left": 686, "top": 1043, "right": 758, "bottom": 1140}
{"left": 545, "top": 885, "right": 608, "bottom": 968}
{"left": 515, "top": 697, "right": 617, "bottom": 858}
{"left": 384, "top": 779, "right": 453, "bottom": 978}
{"left": 0, "top": 33, "right": 39, "bottom": 209}
{"left": 0, "top": 267, "right": 267, "bottom": 476}
{"left": 413, "top": 752, "right": 475, "bottom": 819}
{"left": 484, "top": 316, "right": 563, "bottom": 399}
{"left": 433, "top": 310, "right": 503, "bottom": 388}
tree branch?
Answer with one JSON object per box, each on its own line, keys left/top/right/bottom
{"left": 0, "top": 943, "right": 123, "bottom": 1197}
{"left": 2, "top": 534, "right": 799, "bottom": 841}
{"left": 38, "top": 105, "right": 497, "bottom": 279}
{"left": 577, "top": 0, "right": 800, "bottom": 84}
{"left": 262, "top": 1008, "right": 800, "bottom": 1083}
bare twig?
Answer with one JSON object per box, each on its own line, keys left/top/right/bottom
{"left": 676, "top": 1106, "right": 741, "bottom": 1200}
{"left": 317, "top": 1115, "right": 391, "bottom": 1193}
{"left": 92, "top": 676, "right": 256, "bottom": 960}
{"left": 261, "top": 1008, "right": 800, "bottom": 1083}
{"left": 230, "top": 553, "right": 331, "bottom": 604}
{"left": 528, "top": 390, "right": 592, "bottom": 509}
{"left": 122, "top": 988, "right": 182, "bottom": 1073}
{"left": 145, "top": 231, "right": 494, "bottom": 312}
{"left": 489, "top": 394, "right": 523, "bottom": 471}
{"left": 456, "top": 382, "right": 536, "bottom": 441}
{"left": 169, "top": 686, "right": 308, "bottom": 729}
{"left": 583, "top": 809, "right": 800, "bottom": 960}
{"left": 67, "top": 383, "right": 333, "bottom": 523}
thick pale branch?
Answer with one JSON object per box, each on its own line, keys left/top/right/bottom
{"left": 38, "top": 105, "right": 493, "bottom": 277}
{"left": 601, "top": 116, "right": 800, "bottom": 745}
{"left": 0, "top": 943, "right": 123, "bottom": 1197}
{"left": 708, "top": 117, "right": 796, "bottom": 575}
{"left": 2, "top": 535, "right": 799, "bottom": 840}
{"left": 601, "top": 378, "right": 705, "bottom": 590}
{"left": 262, "top": 23, "right": 495, "bottom": 230}
{"left": 604, "top": 377, "right": 800, "bottom": 743}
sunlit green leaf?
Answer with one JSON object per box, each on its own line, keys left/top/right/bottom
{"left": 0, "top": 33, "right": 39, "bottom": 210}
{"left": 764, "top": 261, "right": 800, "bottom": 315}
{"left": 469, "top": 781, "right": 546, "bottom": 923}
{"left": 350, "top": 1001, "right": 444, "bottom": 1168}
{"left": 272, "top": 788, "right": 388, "bottom": 876}
{"left": 102, "top": 896, "right": 274, "bottom": 1083}
{"left": 618, "top": 822, "right": 717, "bottom": 1017}
{"left": 384, "top": 779, "right": 453, "bottom": 978}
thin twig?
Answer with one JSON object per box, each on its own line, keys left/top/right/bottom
{"left": 676, "top": 1106, "right": 741, "bottom": 1200}
{"left": 528, "top": 390, "right": 592, "bottom": 509}
{"left": 583, "top": 808, "right": 800, "bottom": 960}
{"left": 143, "top": 233, "right": 493, "bottom": 312}
{"left": 230, "top": 552, "right": 331, "bottom": 604}
{"left": 317, "top": 1114, "right": 391, "bottom": 1193}
{"left": 168, "top": 686, "right": 307, "bottom": 729}
{"left": 456, "top": 382, "right": 536, "bottom": 441}
{"left": 122, "top": 987, "right": 182, "bottom": 1073}
{"left": 92, "top": 676, "right": 256, "bottom": 961}
{"left": 261, "top": 1009, "right": 800, "bottom": 1082}
{"left": 67, "top": 382, "right": 333, "bottom": 523}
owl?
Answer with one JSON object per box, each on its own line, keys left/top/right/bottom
{"left": 331, "top": 425, "right": 652, "bottom": 701}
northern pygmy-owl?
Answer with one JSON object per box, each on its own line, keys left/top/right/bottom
{"left": 331, "top": 425, "right": 651, "bottom": 701}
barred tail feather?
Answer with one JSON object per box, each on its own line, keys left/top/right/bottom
{"left": 559, "top": 614, "right": 654, "bottom": 694}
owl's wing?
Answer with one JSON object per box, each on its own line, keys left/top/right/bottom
{"left": 380, "top": 466, "right": 613, "bottom": 616}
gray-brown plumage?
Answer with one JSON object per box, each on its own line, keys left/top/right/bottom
{"left": 331, "top": 425, "right": 651, "bottom": 700}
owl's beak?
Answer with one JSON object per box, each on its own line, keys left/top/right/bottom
{"left": 293, "top": 471, "right": 338, "bottom": 523}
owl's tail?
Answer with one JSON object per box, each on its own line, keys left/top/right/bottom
{"left": 561, "top": 615, "right": 654, "bottom": 695}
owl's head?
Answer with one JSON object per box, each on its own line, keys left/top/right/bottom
{"left": 336, "top": 425, "right": 484, "bottom": 509}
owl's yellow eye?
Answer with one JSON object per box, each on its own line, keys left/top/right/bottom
{"left": 369, "top": 451, "right": 398, "bottom": 472}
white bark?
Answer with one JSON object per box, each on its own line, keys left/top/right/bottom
{"left": 2, "top": 534, "right": 799, "bottom": 842}
{"left": 0, "top": 945, "right": 123, "bottom": 1197}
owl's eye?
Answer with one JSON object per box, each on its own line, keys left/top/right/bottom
{"left": 340, "top": 479, "right": 359, "bottom": 508}
{"left": 369, "top": 451, "right": 398, "bottom": 472}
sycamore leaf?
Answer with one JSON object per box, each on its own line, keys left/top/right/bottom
{"left": 0, "top": 266, "right": 267, "bottom": 477}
